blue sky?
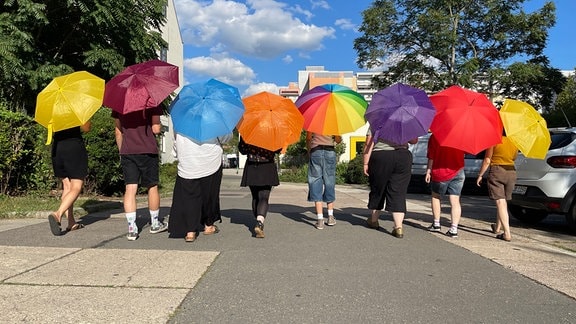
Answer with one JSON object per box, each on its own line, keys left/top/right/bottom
{"left": 173, "top": 0, "right": 575, "bottom": 96}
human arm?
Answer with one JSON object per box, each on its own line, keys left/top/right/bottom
{"left": 306, "top": 132, "right": 313, "bottom": 155}
{"left": 425, "top": 159, "right": 433, "bottom": 183}
{"left": 114, "top": 118, "right": 122, "bottom": 151}
{"left": 80, "top": 121, "right": 91, "bottom": 133}
{"left": 476, "top": 147, "right": 494, "bottom": 187}
{"left": 363, "top": 134, "right": 374, "bottom": 176}
{"left": 151, "top": 114, "right": 161, "bottom": 135}
{"left": 334, "top": 135, "right": 342, "bottom": 144}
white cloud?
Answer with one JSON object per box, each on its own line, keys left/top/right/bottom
{"left": 183, "top": 56, "right": 256, "bottom": 86}
{"left": 335, "top": 18, "right": 356, "bottom": 31}
{"left": 243, "top": 82, "right": 280, "bottom": 97}
{"left": 310, "top": 0, "right": 330, "bottom": 10}
{"left": 282, "top": 55, "right": 293, "bottom": 64}
{"left": 174, "top": 0, "right": 335, "bottom": 58}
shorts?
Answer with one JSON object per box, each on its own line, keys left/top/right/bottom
{"left": 487, "top": 165, "right": 517, "bottom": 200}
{"left": 307, "top": 148, "right": 337, "bottom": 202}
{"left": 120, "top": 154, "right": 159, "bottom": 188}
{"left": 431, "top": 168, "right": 465, "bottom": 196}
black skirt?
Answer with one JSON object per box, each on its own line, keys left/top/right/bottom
{"left": 241, "top": 161, "right": 279, "bottom": 187}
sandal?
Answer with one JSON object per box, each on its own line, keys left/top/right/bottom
{"left": 496, "top": 233, "right": 511, "bottom": 242}
{"left": 48, "top": 213, "right": 62, "bottom": 236}
{"left": 185, "top": 232, "right": 197, "bottom": 242}
{"left": 66, "top": 223, "right": 85, "bottom": 232}
{"left": 490, "top": 223, "right": 500, "bottom": 234}
{"left": 203, "top": 225, "right": 220, "bottom": 235}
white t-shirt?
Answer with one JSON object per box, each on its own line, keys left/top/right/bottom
{"left": 173, "top": 133, "right": 232, "bottom": 179}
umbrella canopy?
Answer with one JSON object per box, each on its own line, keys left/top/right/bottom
{"left": 103, "top": 59, "right": 179, "bottom": 114}
{"left": 169, "top": 79, "right": 244, "bottom": 142}
{"left": 365, "top": 83, "right": 436, "bottom": 145}
{"left": 500, "top": 99, "right": 551, "bottom": 159}
{"left": 429, "top": 85, "right": 503, "bottom": 155}
{"left": 295, "top": 84, "right": 367, "bottom": 135}
{"left": 237, "top": 92, "right": 304, "bottom": 152}
{"left": 35, "top": 71, "right": 104, "bottom": 144}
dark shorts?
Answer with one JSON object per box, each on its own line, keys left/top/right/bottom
{"left": 487, "top": 165, "right": 517, "bottom": 200}
{"left": 51, "top": 138, "right": 88, "bottom": 180}
{"left": 120, "top": 154, "right": 159, "bottom": 188}
{"left": 431, "top": 168, "right": 465, "bottom": 196}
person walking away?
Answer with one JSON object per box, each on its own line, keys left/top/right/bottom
{"left": 476, "top": 134, "right": 518, "bottom": 241}
{"left": 363, "top": 128, "right": 417, "bottom": 238}
{"left": 47, "top": 123, "right": 90, "bottom": 236}
{"left": 113, "top": 106, "right": 167, "bottom": 241}
{"left": 238, "top": 138, "right": 280, "bottom": 238}
{"left": 306, "top": 132, "right": 341, "bottom": 229}
{"left": 425, "top": 134, "right": 466, "bottom": 237}
{"left": 168, "top": 133, "right": 231, "bottom": 242}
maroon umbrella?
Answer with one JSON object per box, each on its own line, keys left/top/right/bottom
{"left": 103, "top": 59, "right": 179, "bottom": 114}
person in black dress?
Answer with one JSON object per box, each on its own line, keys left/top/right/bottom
{"left": 238, "top": 138, "right": 280, "bottom": 238}
{"left": 48, "top": 122, "right": 90, "bottom": 236}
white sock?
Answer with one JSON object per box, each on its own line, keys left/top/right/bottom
{"left": 126, "top": 212, "right": 137, "bottom": 233}
{"left": 450, "top": 224, "right": 458, "bottom": 232}
{"left": 150, "top": 209, "right": 160, "bottom": 227}
{"left": 317, "top": 214, "right": 324, "bottom": 220}
{"left": 256, "top": 215, "right": 265, "bottom": 223}
{"left": 328, "top": 209, "right": 334, "bottom": 216}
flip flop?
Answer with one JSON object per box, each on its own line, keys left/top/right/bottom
{"left": 48, "top": 213, "right": 62, "bottom": 236}
{"left": 490, "top": 223, "right": 499, "bottom": 234}
{"left": 185, "top": 233, "right": 197, "bottom": 242}
{"left": 203, "top": 225, "right": 220, "bottom": 235}
{"left": 496, "top": 233, "right": 511, "bottom": 242}
{"left": 66, "top": 223, "right": 85, "bottom": 232}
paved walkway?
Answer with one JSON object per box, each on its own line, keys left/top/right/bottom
{"left": 0, "top": 169, "right": 575, "bottom": 323}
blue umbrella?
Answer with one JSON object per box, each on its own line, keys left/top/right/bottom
{"left": 365, "top": 83, "right": 436, "bottom": 145}
{"left": 169, "top": 79, "right": 244, "bottom": 141}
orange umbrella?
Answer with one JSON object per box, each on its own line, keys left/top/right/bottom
{"left": 237, "top": 92, "right": 304, "bottom": 152}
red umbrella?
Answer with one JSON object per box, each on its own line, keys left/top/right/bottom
{"left": 103, "top": 59, "right": 179, "bottom": 114}
{"left": 429, "top": 85, "right": 502, "bottom": 155}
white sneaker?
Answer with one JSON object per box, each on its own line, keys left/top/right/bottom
{"left": 126, "top": 232, "right": 139, "bottom": 241}
{"left": 315, "top": 219, "right": 325, "bottom": 229}
{"left": 149, "top": 222, "right": 168, "bottom": 234}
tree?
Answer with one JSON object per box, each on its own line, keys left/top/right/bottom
{"left": 0, "top": 0, "right": 168, "bottom": 114}
{"left": 544, "top": 72, "right": 576, "bottom": 128}
{"left": 354, "top": 0, "right": 556, "bottom": 93}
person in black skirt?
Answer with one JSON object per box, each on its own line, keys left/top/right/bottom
{"left": 238, "top": 138, "right": 280, "bottom": 238}
{"left": 47, "top": 122, "right": 90, "bottom": 236}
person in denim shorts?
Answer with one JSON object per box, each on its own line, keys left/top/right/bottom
{"left": 306, "top": 132, "right": 341, "bottom": 229}
{"left": 425, "top": 134, "right": 465, "bottom": 237}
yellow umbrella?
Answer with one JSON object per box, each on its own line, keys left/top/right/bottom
{"left": 35, "top": 71, "right": 104, "bottom": 144}
{"left": 499, "top": 99, "right": 551, "bottom": 159}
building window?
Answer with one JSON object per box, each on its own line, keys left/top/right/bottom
{"left": 160, "top": 47, "right": 168, "bottom": 61}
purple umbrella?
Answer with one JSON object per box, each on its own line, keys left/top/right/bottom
{"left": 365, "top": 83, "right": 436, "bottom": 145}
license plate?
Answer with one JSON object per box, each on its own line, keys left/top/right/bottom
{"left": 512, "top": 185, "right": 527, "bottom": 195}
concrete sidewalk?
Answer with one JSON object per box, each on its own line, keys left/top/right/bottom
{"left": 0, "top": 168, "right": 575, "bottom": 323}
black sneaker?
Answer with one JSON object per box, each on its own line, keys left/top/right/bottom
{"left": 254, "top": 221, "right": 265, "bottom": 238}
{"left": 446, "top": 230, "right": 458, "bottom": 238}
{"left": 427, "top": 224, "right": 441, "bottom": 232}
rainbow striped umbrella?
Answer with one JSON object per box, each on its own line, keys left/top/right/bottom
{"left": 295, "top": 84, "right": 368, "bottom": 135}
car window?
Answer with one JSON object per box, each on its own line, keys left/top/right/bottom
{"left": 549, "top": 132, "right": 575, "bottom": 150}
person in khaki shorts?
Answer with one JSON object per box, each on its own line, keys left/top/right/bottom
{"left": 476, "top": 134, "right": 518, "bottom": 242}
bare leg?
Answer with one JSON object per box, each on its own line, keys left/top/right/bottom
{"left": 55, "top": 178, "right": 83, "bottom": 227}
{"left": 448, "top": 194, "right": 462, "bottom": 227}
{"left": 148, "top": 185, "right": 160, "bottom": 211}
{"left": 314, "top": 201, "right": 323, "bottom": 216}
{"left": 124, "top": 184, "right": 138, "bottom": 213}
{"left": 431, "top": 193, "right": 442, "bottom": 222}
{"left": 495, "top": 199, "right": 512, "bottom": 240}
{"left": 392, "top": 212, "right": 404, "bottom": 229}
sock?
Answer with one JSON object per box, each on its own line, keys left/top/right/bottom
{"left": 150, "top": 209, "right": 160, "bottom": 227}
{"left": 317, "top": 214, "right": 324, "bottom": 220}
{"left": 450, "top": 224, "right": 458, "bottom": 233}
{"left": 434, "top": 220, "right": 440, "bottom": 227}
{"left": 328, "top": 209, "right": 334, "bottom": 216}
{"left": 256, "top": 215, "right": 265, "bottom": 223}
{"left": 126, "top": 212, "right": 137, "bottom": 233}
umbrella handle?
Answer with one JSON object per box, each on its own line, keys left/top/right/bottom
{"left": 45, "top": 124, "right": 53, "bottom": 145}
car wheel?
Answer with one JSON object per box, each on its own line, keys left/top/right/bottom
{"left": 508, "top": 204, "right": 548, "bottom": 224}
{"left": 566, "top": 204, "right": 576, "bottom": 234}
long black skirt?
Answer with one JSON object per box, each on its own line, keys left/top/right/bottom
{"left": 168, "top": 168, "right": 222, "bottom": 238}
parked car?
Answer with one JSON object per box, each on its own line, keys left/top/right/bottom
{"left": 509, "top": 127, "right": 576, "bottom": 233}
{"left": 408, "top": 133, "right": 486, "bottom": 194}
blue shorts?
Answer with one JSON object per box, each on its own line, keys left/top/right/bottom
{"left": 307, "top": 148, "right": 337, "bottom": 203}
{"left": 431, "top": 168, "right": 465, "bottom": 196}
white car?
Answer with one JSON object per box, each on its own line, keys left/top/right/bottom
{"left": 509, "top": 127, "right": 576, "bottom": 233}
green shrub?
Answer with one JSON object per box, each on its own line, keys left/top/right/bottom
{"left": 335, "top": 162, "right": 348, "bottom": 185}
{"left": 279, "top": 165, "right": 308, "bottom": 183}
{"left": 345, "top": 154, "right": 368, "bottom": 184}
{"left": 159, "top": 161, "right": 177, "bottom": 196}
